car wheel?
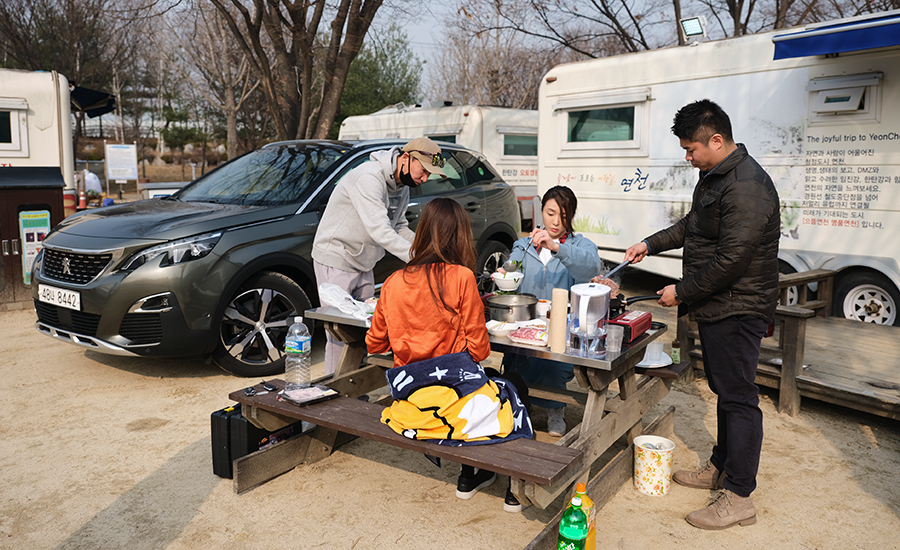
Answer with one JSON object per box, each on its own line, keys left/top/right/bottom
{"left": 212, "top": 271, "right": 312, "bottom": 377}
{"left": 476, "top": 240, "right": 510, "bottom": 293}
{"left": 833, "top": 271, "right": 900, "bottom": 326}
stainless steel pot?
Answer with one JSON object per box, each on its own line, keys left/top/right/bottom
{"left": 487, "top": 294, "right": 538, "bottom": 322}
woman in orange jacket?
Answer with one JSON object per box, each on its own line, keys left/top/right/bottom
{"left": 366, "top": 198, "right": 490, "bottom": 367}
{"left": 367, "top": 198, "right": 532, "bottom": 513}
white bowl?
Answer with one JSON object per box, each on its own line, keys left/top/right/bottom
{"left": 491, "top": 271, "right": 524, "bottom": 291}
{"left": 486, "top": 320, "right": 519, "bottom": 337}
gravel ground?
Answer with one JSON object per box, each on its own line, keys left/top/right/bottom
{"left": 2, "top": 269, "right": 898, "bottom": 549}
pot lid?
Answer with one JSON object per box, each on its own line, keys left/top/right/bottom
{"left": 487, "top": 293, "right": 538, "bottom": 305}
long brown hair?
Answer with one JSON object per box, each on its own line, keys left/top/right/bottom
{"left": 404, "top": 198, "right": 476, "bottom": 314}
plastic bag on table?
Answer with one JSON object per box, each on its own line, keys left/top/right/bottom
{"left": 318, "top": 283, "right": 375, "bottom": 323}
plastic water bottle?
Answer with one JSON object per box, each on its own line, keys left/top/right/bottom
{"left": 284, "top": 316, "right": 311, "bottom": 390}
{"left": 557, "top": 496, "right": 588, "bottom": 550}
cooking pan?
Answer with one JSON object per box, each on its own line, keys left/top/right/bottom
{"left": 609, "top": 293, "right": 659, "bottom": 318}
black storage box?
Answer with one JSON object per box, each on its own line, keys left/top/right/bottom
{"left": 211, "top": 403, "right": 304, "bottom": 479}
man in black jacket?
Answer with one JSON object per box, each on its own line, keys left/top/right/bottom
{"left": 625, "top": 99, "right": 779, "bottom": 530}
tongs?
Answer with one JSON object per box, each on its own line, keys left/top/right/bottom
{"left": 603, "top": 259, "right": 631, "bottom": 280}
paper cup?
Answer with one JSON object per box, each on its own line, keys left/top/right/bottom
{"left": 645, "top": 341, "right": 664, "bottom": 363}
{"left": 633, "top": 435, "right": 675, "bottom": 496}
{"left": 536, "top": 299, "right": 551, "bottom": 318}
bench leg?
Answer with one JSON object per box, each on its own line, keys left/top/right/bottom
{"left": 303, "top": 426, "right": 341, "bottom": 463}
{"left": 778, "top": 316, "right": 807, "bottom": 416}
{"left": 510, "top": 477, "right": 533, "bottom": 509}
{"left": 677, "top": 316, "right": 697, "bottom": 381}
{"left": 617, "top": 372, "right": 643, "bottom": 445}
{"left": 326, "top": 322, "right": 369, "bottom": 377}
{"left": 232, "top": 434, "right": 311, "bottom": 493}
{"left": 818, "top": 276, "right": 833, "bottom": 318}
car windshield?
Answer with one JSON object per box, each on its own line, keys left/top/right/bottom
{"left": 175, "top": 143, "right": 347, "bottom": 206}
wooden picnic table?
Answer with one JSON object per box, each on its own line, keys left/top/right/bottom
{"left": 230, "top": 305, "right": 685, "bottom": 510}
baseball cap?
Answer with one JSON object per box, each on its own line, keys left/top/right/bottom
{"left": 402, "top": 137, "right": 447, "bottom": 177}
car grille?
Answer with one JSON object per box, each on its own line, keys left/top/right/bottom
{"left": 34, "top": 301, "right": 101, "bottom": 337}
{"left": 119, "top": 313, "right": 163, "bottom": 345}
{"left": 42, "top": 248, "right": 113, "bottom": 285}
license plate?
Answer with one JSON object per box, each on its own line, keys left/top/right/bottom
{"left": 38, "top": 284, "right": 81, "bottom": 311}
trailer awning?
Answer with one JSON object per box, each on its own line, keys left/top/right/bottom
{"left": 772, "top": 11, "right": 900, "bottom": 60}
{"left": 70, "top": 85, "right": 116, "bottom": 118}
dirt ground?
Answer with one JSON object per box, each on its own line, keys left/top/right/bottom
{"left": 2, "top": 273, "right": 899, "bottom": 549}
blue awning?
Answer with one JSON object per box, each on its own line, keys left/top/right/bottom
{"left": 773, "top": 11, "right": 900, "bottom": 60}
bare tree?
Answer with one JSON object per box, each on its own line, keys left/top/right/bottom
{"left": 209, "top": 0, "right": 383, "bottom": 141}
{"left": 152, "top": 2, "right": 259, "bottom": 160}
{"left": 452, "top": 0, "right": 674, "bottom": 60}
{"left": 430, "top": 2, "right": 586, "bottom": 109}
{"left": 0, "top": 0, "right": 135, "bottom": 154}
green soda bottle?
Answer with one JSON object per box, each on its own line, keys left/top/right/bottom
{"left": 557, "top": 496, "right": 588, "bottom": 550}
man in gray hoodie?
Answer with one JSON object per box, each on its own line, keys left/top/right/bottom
{"left": 312, "top": 137, "right": 447, "bottom": 374}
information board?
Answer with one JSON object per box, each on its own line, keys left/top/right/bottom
{"left": 104, "top": 143, "right": 139, "bottom": 181}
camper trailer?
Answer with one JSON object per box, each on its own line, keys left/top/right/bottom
{"left": 1, "top": 69, "right": 74, "bottom": 305}
{"left": 1, "top": 69, "right": 75, "bottom": 188}
{"left": 339, "top": 104, "right": 539, "bottom": 225}
{"left": 538, "top": 10, "right": 900, "bottom": 325}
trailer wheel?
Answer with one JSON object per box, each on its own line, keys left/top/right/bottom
{"left": 476, "top": 240, "right": 510, "bottom": 293}
{"left": 779, "top": 261, "right": 798, "bottom": 306}
{"left": 833, "top": 271, "right": 900, "bottom": 326}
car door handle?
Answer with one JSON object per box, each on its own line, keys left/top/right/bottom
{"left": 464, "top": 202, "right": 481, "bottom": 212}
{"left": 1, "top": 240, "right": 8, "bottom": 256}
{"left": 405, "top": 211, "right": 419, "bottom": 220}
{"left": 11, "top": 239, "right": 19, "bottom": 255}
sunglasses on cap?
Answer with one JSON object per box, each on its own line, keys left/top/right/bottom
{"left": 414, "top": 151, "right": 446, "bottom": 169}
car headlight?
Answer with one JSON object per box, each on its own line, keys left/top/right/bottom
{"left": 120, "top": 231, "right": 222, "bottom": 271}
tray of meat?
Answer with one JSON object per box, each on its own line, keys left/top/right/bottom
{"left": 507, "top": 326, "right": 549, "bottom": 346}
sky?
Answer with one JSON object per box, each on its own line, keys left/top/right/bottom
{"left": 379, "top": 2, "right": 457, "bottom": 102}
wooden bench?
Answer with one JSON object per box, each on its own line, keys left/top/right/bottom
{"left": 678, "top": 303, "right": 816, "bottom": 416}
{"left": 779, "top": 268, "right": 836, "bottom": 316}
{"left": 227, "top": 373, "right": 583, "bottom": 494}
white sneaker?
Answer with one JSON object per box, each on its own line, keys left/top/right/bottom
{"left": 547, "top": 407, "right": 566, "bottom": 436}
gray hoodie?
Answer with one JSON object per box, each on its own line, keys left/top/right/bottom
{"left": 312, "top": 147, "right": 415, "bottom": 272}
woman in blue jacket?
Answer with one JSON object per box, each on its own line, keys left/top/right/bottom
{"left": 500, "top": 186, "right": 618, "bottom": 436}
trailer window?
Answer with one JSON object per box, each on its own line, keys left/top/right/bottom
{"left": 807, "top": 72, "right": 882, "bottom": 126}
{"left": 428, "top": 135, "right": 457, "bottom": 144}
{"left": 0, "top": 111, "right": 11, "bottom": 143}
{"left": 503, "top": 134, "right": 537, "bottom": 156}
{"left": 0, "top": 97, "right": 29, "bottom": 156}
{"left": 568, "top": 107, "right": 635, "bottom": 142}
{"left": 552, "top": 87, "right": 649, "bottom": 157}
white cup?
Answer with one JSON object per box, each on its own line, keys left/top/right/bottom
{"left": 645, "top": 341, "right": 664, "bottom": 363}
{"left": 536, "top": 299, "right": 551, "bottom": 318}
{"left": 606, "top": 325, "right": 624, "bottom": 352}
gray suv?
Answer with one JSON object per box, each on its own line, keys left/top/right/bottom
{"left": 32, "top": 140, "right": 519, "bottom": 376}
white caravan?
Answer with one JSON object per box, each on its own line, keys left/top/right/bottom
{"left": 339, "top": 104, "right": 539, "bottom": 224}
{"left": 1, "top": 69, "right": 75, "bottom": 188}
{"left": 538, "top": 10, "right": 900, "bottom": 325}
